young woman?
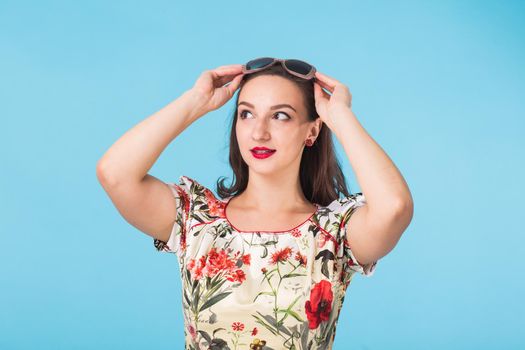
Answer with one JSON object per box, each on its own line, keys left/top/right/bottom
{"left": 96, "top": 57, "right": 413, "bottom": 350}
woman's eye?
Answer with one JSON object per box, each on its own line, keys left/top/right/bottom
{"left": 239, "top": 110, "right": 253, "bottom": 119}
{"left": 239, "top": 110, "right": 290, "bottom": 120}
{"left": 274, "top": 112, "right": 291, "bottom": 120}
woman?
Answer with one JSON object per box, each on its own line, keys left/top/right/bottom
{"left": 96, "top": 57, "right": 413, "bottom": 350}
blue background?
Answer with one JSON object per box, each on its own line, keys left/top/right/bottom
{"left": 1, "top": 0, "right": 524, "bottom": 349}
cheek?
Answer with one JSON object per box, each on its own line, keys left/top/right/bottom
{"left": 235, "top": 125, "right": 249, "bottom": 145}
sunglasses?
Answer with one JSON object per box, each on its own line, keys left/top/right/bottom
{"left": 242, "top": 57, "right": 317, "bottom": 80}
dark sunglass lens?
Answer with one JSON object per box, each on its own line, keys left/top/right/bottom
{"left": 284, "top": 59, "right": 313, "bottom": 75}
{"left": 245, "top": 57, "right": 275, "bottom": 70}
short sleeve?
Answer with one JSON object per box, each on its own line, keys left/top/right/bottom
{"left": 337, "top": 192, "right": 378, "bottom": 277}
{"left": 152, "top": 175, "right": 194, "bottom": 258}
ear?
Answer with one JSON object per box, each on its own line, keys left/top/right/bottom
{"left": 309, "top": 117, "right": 323, "bottom": 139}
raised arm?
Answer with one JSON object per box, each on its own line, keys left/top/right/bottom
{"left": 313, "top": 71, "right": 414, "bottom": 266}
{"left": 96, "top": 89, "right": 204, "bottom": 242}
{"left": 96, "top": 64, "right": 245, "bottom": 242}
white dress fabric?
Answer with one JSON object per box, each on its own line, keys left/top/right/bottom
{"left": 153, "top": 175, "right": 378, "bottom": 350}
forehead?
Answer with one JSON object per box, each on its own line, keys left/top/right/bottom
{"left": 238, "top": 75, "right": 304, "bottom": 110}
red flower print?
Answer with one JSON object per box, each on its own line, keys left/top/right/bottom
{"left": 242, "top": 253, "right": 251, "bottom": 265}
{"left": 186, "top": 255, "right": 207, "bottom": 280}
{"left": 305, "top": 279, "right": 334, "bottom": 329}
{"left": 193, "top": 265, "right": 204, "bottom": 280}
{"left": 203, "top": 188, "right": 226, "bottom": 217}
{"left": 270, "top": 247, "right": 293, "bottom": 265}
{"left": 261, "top": 267, "right": 267, "bottom": 274}
{"left": 175, "top": 186, "right": 191, "bottom": 216}
{"left": 317, "top": 231, "right": 332, "bottom": 248}
{"left": 192, "top": 255, "right": 207, "bottom": 280}
{"left": 232, "top": 322, "right": 245, "bottom": 331}
{"left": 187, "top": 259, "right": 195, "bottom": 270}
{"left": 205, "top": 247, "right": 237, "bottom": 278}
{"left": 251, "top": 327, "right": 258, "bottom": 336}
{"left": 294, "top": 251, "right": 307, "bottom": 266}
{"left": 187, "top": 324, "right": 197, "bottom": 339}
{"left": 226, "top": 269, "right": 246, "bottom": 283}
{"left": 290, "top": 228, "right": 302, "bottom": 237}
{"left": 187, "top": 247, "right": 247, "bottom": 284}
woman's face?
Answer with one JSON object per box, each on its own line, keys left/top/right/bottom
{"left": 236, "top": 75, "right": 319, "bottom": 176}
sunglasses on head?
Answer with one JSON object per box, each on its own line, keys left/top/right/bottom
{"left": 242, "top": 57, "right": 317, "bottom": 80}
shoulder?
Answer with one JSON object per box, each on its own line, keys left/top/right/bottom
{"left": 175, "top": 175, "right": 227, "bottom": 218}
{"left": 316, "top": 193, "right": 366, "bottom": 218}
{"left": 173, "top": 175, "right": 209, "bottom": 199}
{"left": 336, "top": 192, "right": 366, "bottom": 219}
{"left": 312, "top": 193, "right": 366, "bottom": 235}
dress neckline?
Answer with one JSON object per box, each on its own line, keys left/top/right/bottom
{"left": 223, "top": 196, "right": 320, "bottom": 234}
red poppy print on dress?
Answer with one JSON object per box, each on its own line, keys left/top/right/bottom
{"left": 305, "top": 279, "right": 334, "bottom": 329}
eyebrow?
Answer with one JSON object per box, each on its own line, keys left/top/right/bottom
{"left": 238, "top": 101, "right": 297, "bottom": 113}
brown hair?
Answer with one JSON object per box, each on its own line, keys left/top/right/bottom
{"left": 215, "top": 63, "right": 353, "bottom": 206}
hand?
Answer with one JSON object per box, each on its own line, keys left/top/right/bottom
{"left": 189, "top": 64, "right": 245, "bottom": 115}
{"left": 313, "top": 71, "right": 353, "bottom": 125}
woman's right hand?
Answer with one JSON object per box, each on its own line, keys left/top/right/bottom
{"left": 189, "top": 64, "right": 245, "bottom": 116}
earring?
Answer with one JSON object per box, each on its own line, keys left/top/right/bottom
{"left": 305, "top": 138, "right": 314, "bottom": 147}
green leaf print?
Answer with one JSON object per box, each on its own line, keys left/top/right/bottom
{"left": 253, "top": 291, "right": 275, "bottom": 302}
{"left": 204, "top": 278, "right": 228, "bottom": 300}
{"left": 261, "top": 246, "right": 268, "bottom": 258}
{"left": 191, "top": 275, "right": 199, "bottom": 292}
{"left": 252, "top": 312, "right": 279, "bottom": 336}
{"left": 282, "top": 272, "right": 306, "bottom": 279}
{"left": 186, "top": 268, "right": 192, "bottom": 285}
{"left": 257, "top": 312, "right": 292, "bottom": 337}
{"left": 321, "top": 260, "right": 329, "bottom": 279}
{"left": 184, "top": 289, "right": 191, "bottom": 307}
{"left": 277, "top": 295, "right": 305, "bottom": 323}
{"left": 198, "top": 330, "right": 212, "bottom": 344}
{"left": 193, "top": 282, "right": 201, "bottom": 312}
{"left": 287, "top": 309, "right": 305, "bottom": 323}
{"left": 199, "top": 291, "right": 232, "bottom": 312}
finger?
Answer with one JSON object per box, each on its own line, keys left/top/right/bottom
{"left": 213, "top": 65, "right": 244, "bottom": 76}
{"left": 314, "top": 76, "right": 334, "bottom": 93}
{"left": 314, "top": 71, "right": 340, "bottom": 91}
{"left": 224, "top": 73, "right": 244, "bottom": 96}
{"left": 216, "top": 72, "right": 244, "bottom": 87}
{"left": 319, "top": 81, "right": 332, "bottom": 100}
{"left": 315, "top": 81, "right": 332, "bottom": 97}
{"left": 314, "top": 82, "right": 330, "bottom": 102}
{"left": 314, "top": 75, "right": 334, "bottom": 94}
{"left": 215, "top": 64, "right": 243, "bottom": 70}
{"left": 211, "top": 65, "right": 243, "bottom": 82}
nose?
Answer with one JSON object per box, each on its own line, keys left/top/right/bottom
{"left": 251, "top": 118, "right": 271, "bottom": 141}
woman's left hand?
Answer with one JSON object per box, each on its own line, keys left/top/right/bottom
{"left": 313, "top": 71, "right": 353, "bottom": 126}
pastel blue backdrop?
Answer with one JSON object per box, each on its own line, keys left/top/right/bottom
{"left": 1, "top": 0, "right": 523, "bottom": 349}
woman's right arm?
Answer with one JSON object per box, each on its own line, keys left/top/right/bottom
{"left": 96, "top": 64, "right": 244, "bottom": 243}
{"left": 95, "top": 89, "right": 206, "bottom": 242}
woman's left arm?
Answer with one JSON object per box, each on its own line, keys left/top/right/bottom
{"left": 313, "top": 71, "right": 414, "bottom": 265}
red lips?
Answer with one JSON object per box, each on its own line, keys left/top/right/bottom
{"left": 250, "top": 146, "right": 276, "bottom": 159}
{"left": 250, "top": 146, "right": 276, "bottom": 151}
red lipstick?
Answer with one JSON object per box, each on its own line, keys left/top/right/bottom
{"left": 250, "top": 146, "right": 276, "bottom": 159}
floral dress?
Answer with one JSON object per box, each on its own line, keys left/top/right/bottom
{"left": 153, "top": 175, "right": 378, "bottom": 350}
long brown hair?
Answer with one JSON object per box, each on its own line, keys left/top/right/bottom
{"left": 215, "top": 63, "right": 353, "bottom": 206}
